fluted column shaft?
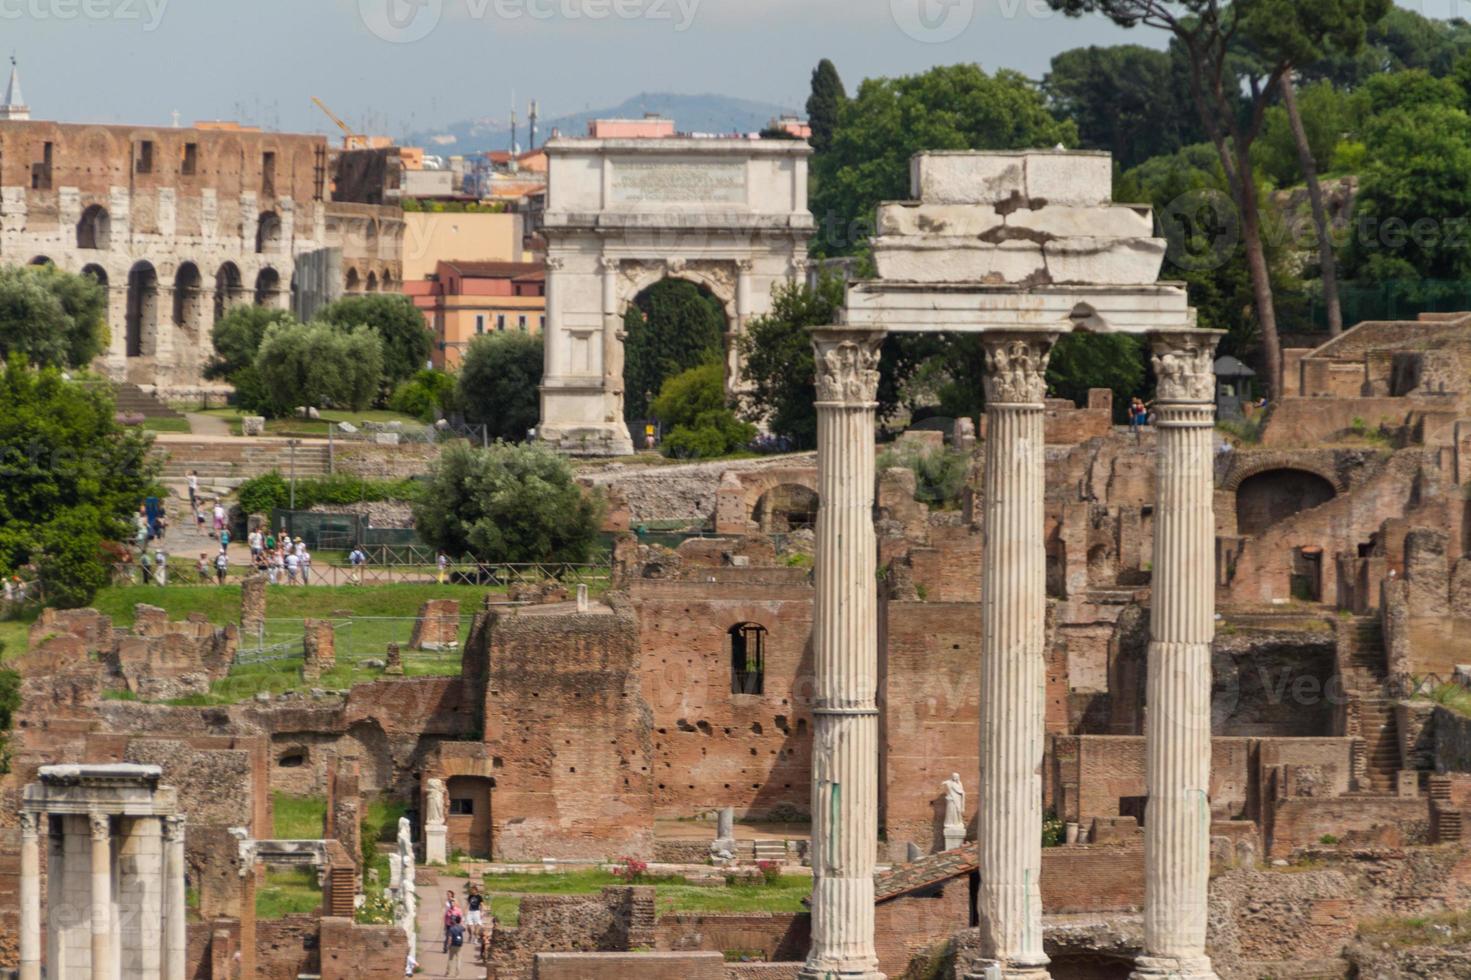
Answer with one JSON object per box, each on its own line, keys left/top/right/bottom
{"left": 970, "top": 333, "right": 1054, "bottom": 980}
{"left": 90, "top": 812, "right": 111, "bottom": 980}
{"left": 164, "top": 815, "right": 187, "bottom": 980}
{"left": 19, "top": 812, "right": 40, "bottom": 980}
{"left": 802, "top": 328, "right": 885, "bottom": 980}
{"left": 1134, "top": 333, "right": 1221, "bottom": 980}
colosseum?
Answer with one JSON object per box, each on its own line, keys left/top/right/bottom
{"left": 0, "top": 76, "right": 403, "bottom": 395}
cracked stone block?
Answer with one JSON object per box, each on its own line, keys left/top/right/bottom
{"left": 1043, "top": 237, "right": 1166, "bottom": 285}
{"left": 910, "top": 152, "right": 1025, "bottom": 205}
{"left": 1025, "top": 152, "right": 1113, "bottom": 208}
{"left": 875, "top": 202, "right": 1006, "bottom": 238}
{"left": 873, "top": 238, "right": 1046, "bottom": 283}
{"left": 1002, "top": 204, "right": 1153, "bottom": 240}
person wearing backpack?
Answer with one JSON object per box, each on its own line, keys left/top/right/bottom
{"left": 445, "top": 913, "right": 465, "bottom": 977}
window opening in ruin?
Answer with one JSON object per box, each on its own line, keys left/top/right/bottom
{"left": 181, "top": 142, "right": 198, "bottom": 175}
{"left": 449, "top": 798, "right": 474, "bottom": 815}
{"left": 278, "top": 753, "right": 305, "bottom": 768}
{"left": 262, "top": 151, "right": 276, "bottom": 197}
{"left": 77, "top": 204, "right": 110, "bottom": 250}
{"left": 256, "top": 212, "right": 282, "bottom": 254}
{"left": 136, "top": 140, "right": 154, "bottom": 174}
{"left": 31, "top": 141, "right": 52, "bottom": 190}
{"left": 730, "top": 622, "right": 767, "bottom": 695}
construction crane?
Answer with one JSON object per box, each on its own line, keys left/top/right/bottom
{"left": 312, "top": 97, "right": 369, "bottom": 150}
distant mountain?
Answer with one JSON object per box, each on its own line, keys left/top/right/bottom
{"left": 405, "top": 92, "right": 803, "bottom": 154}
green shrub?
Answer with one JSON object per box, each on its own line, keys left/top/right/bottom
{"left": 653, "top": 362, "right": 755, "bottom": 459}
{"left": 413, "top": 442, "right": 603, "bottom": 564}
{"left": 662, "top": 410, "right": 756, "bottom": 459}
{"left": 876, "top": 442, "right": 969, "bottom": 508}
{"left": 255, "top": 321, "right": 384, "bottom": 415}
{"left": 235, "top": 472, "right": 422, "bottom": 516}
{"left": 389, "top": 369, "right": 456, "bottom": 422}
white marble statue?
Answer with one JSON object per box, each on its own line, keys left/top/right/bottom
{"left": 942, "top": 773, "right": 966, "bottom": 828}
{"left": 397, "top": 816, "right": 417, "bottom": 959}
{"left": 426, "top": 778, "right": 447, "bottom": 826}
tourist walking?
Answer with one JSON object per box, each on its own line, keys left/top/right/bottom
{"left": 437, "top": 551, "right": 449, "bottom": 585}
{"left": 299, "top": 547, "right": 312, "bottom": 585}
{"left": 212, "top": 502, "right": 226, "bottom": 538}
{"left": 268, "top": 549, "right": 283, "bottom": 585}
{"left": 154, "top": 547, "right": 168, "bottom": 586}
{"left": 219, "top": 527, "right": 231, "bottom": 554}
{"left": 445, "top": 914, "right": 465, "bottom": 976}
{"left": 285, "top": 550, "right": 299, "bottom": 584}
{"left": 349, "top": 546, "right": 366, "bottom": 585}
{"left": 249, "top": 528, "right": 263, "bottom": 559}
{"left": 187, "top": 470, "right": 199, "bottom": 510}
{"left": 214, "top": 551, "right": 229, "bottom": 586}
{"left": 196, "top": 553, "right": 210, "bottom": 583}
{"left": 465, "top": 885, "right": 484, "bottom": 942}
{"left": 139, "top": 549, "right": 154, "bottom": 585}
{"left": 195, "top": 504, "right": 206, "bottom": 534}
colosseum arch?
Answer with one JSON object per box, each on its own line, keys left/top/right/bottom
{"left": 537, "top": 136, "right": 813, "bottom": 455}
{"left": 77, "top": 204, "right": 111, "bottom": 250}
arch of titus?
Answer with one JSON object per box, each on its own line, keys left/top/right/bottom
{"left": 537, "top": 136, "right": 813, "bottom": 455}
{"left": 805, "top": 151, "right": 1219, "bottom": 980}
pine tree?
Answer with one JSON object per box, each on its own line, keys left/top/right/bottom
{"left": 806, "top": 59, "right": 846, "bottom": 153}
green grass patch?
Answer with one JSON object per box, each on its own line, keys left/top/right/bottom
{"left": 475, "top": 869, "right": 810, "bottom": 921}
{"left": 255, "top": 867, "right": 322, "bottom": 918}
{"left": 196, "top": 407, "right": 427, "bottom": 439}
{"left": 1358, "top": 909, "right": 1471, "bottom": 947}
{"left": 361, "top": 796, "right": 407, "bottom": 879}
{"left": 140, "top": 417, "right": 193, "bottom": 433}
{"left": 272, "top": 793, "right": 327, "bottom": 839}
{"left": 1423, "top": 682, "right": 1471, "bottom": 719}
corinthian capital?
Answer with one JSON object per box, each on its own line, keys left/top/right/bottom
{"left": 19, "top": 811, "right": 38, "bottom": 839}
{"left": 89, "top": 811, "right": 110, "bottom": 842}
{"left": 813, "top": 330, "right": 883, "bottom": 404}
{"left": 162, "top": 814, "right": 186, "bottom": 842}
{"left": 1151, "top": 332, "right": 1220, "bottom": 403}
{"left": 982, "top": 334, "right": 1054, "bottom": 405}
{"left": 545, "top": 256, "right": 567, "bottom": 271}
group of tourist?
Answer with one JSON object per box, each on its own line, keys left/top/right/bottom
{"left": 436, "top": 885, "right": 493, "bottom": 976}
{"left": 251, "top": 528, "right": 313, "bottom": 586}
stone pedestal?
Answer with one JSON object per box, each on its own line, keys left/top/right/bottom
{"left": 425, "top": 822, "right": 448, "bottom": 865}
{"left": 943, "top": 823, "right": 966, "bottom": 851}
{"left": 1132, "top": 334, "right": 1221, "bottom": 980}
{"left": 711, "top": 805, "right": 736, "bottom": 861}
{"left": 969, "top": 334, "right": 1054, "bottom": 980}
{"left": 801, "top": 329, "right": 886, "bottom": 980}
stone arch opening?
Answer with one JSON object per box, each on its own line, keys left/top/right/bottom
{"left": 256, "top": 211, "right": 282, "bottom": 254}
{"left": 345, "top": 267, "right": 361, "bottom": 293}
{"left": 214, "top": 262, "right": 244, "bottom": 322}
{"left": 80, "top": 264, "right": 108, "bottom": 288}
{"left": 254, "top": 267, "right": 281, "bottom": 307}
{"left": 125, "top": 261, "right": 158, "bottom": 358}
{"left": 1235, "top": 468, "right": 1337, "bottom": 537}
{"left": 621, "top": 275, "right": 728, "bottom": 427}
{"left": 752, "top": 484, "right": 818, "bottom": 533}
{"left": 730, "top": 622, "right": 767, "bottom": 696}
{"left": 28, "top": 255, "right": 52, "bottom": 266}
{"left": 77, "top": 204, "right": 111, "bottom": 250}
{"left": 173, "top": 262, "right": 204, "bottom": 334}
{"left": 365, "top": 270, "right": 378, "bottom": 293}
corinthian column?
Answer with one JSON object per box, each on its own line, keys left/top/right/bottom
{"left": 1133, "top": 332, "right": 1220, "bottom": 980}
{"left": 19, "top": 812, "right": 40, "bottom": 980}
{"left": 90, "top": 811, "right": 112, "bottom": 980}
{"left": 802, "top": 327, "right": 885, "bottom": 980}
{"left": 163, "top": 815, "right": 187, "bottom": 980}
{"left": 970, "top": 332, "right": 1055, "bottom": 980}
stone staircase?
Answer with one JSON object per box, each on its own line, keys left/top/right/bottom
{"left": 156, "top": 440, "right": 331, "bottom": 482}
{"left": 751, "top": 839, "right": 788, "bottom": 863}
{"left": 113, "top": 382, "right": 186, "bottom": 420}
{"left": 1429, "top": 776, "right": 1463, "bottom": 842}
{"left": 1341, "top": 617, "right": 1401, "bottom": 793}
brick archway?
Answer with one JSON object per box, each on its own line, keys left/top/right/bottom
{"left": 1221, "top": 454, "right": 1347, "bottom": 495}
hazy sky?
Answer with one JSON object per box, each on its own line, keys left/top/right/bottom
{"left": 4, "top": 0, "right": 1465, "bottom": 137}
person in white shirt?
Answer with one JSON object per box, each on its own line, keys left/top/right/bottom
{"left": 248, "top": 529, "right": 263, "bottom": 558}
{"left": 267, "top": 550, "right": 281, "bottom": 585}
{"left": 285, "top": 551, "right": 299, "bottom": 584}
{"left": 299, "top": 549, "right": 312, "bottom": 585}
{"left": 187, "top": 471, "right": 199, "bottom": 510}
{"left": 154, "top": 548, "right": 168, "bottom": 586}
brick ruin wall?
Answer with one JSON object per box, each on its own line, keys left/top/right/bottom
{"left": 482, "top": 600, "right": 656, "bottom": 860}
